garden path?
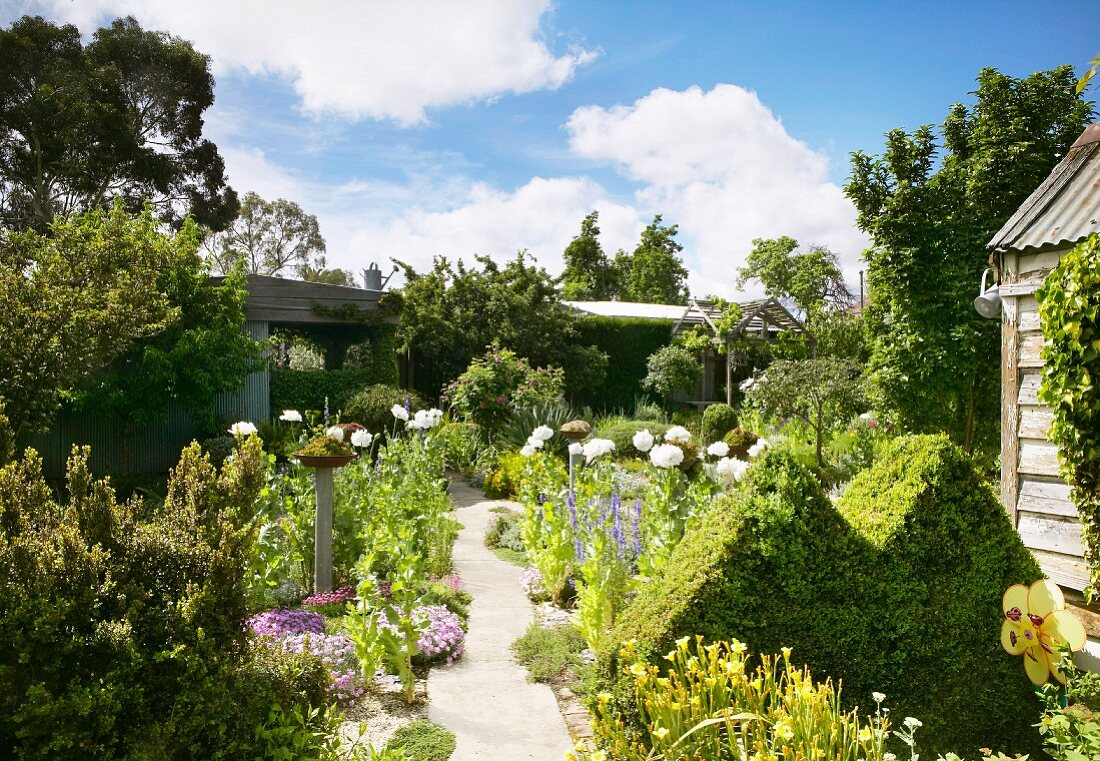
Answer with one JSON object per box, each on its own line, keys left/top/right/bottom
{"left": 428, "top": 482, "right": 573, "bottom": 761}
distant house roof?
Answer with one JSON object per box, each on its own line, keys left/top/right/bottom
{"left": 211, "top": 274, "right": 390, "bottom": 325}
{"left": 988, "top": 122, "right": 1100, "bottom": 255}
{"left": 564, "top": 297, "right": 805, "bottom": 337}
{"left": 562, "top": 300, "right": 691, "bottom": 321}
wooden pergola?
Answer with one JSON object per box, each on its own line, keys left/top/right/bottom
{"left": 672, "top": 297, "right": 809, "bottom": 405}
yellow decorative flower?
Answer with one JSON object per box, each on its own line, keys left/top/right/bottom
{"left": 1000, "top": 579, "right": 1087, "bottom": 685}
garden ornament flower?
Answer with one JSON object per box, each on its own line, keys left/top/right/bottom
{"left": 707, "top": 441, "right": 730, "bottom": 458}
{"left": 531, "top": 425, "right": 554, "bottom": 442}
{"left": 279, "top": 409, "right": 303, "bottom": 422}
{"left": 649, "top": 443, "right": 685, "bottom": 469}
{"left": 350, "top": 429, "right": 373, "bottom": 448}
{"left": 1000, "top": 578, "right": 1087, "bottom": 685}
{"left": 714, "top": 456, "right": 749, "bottom": 482}
{"left": 664, "top": 425, "right": 692, "bottom": 444}
{"left": 582, "top": 438, "right": 616, "bottom": 463}
{"left": 632, "top": 429, "right": 654, "bottom": 453}
{"left": 391, "top": 404, "right": 409, "bottom": 421}
{"left": 228, "top": 421, "right": 257, "bottom": 436}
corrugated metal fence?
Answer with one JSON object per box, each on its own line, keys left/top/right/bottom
{"left": 23, "top": 321, "right": 272, "bottom": 479}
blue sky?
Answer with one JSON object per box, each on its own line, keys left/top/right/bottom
{"left": 8, "top": 0, "right": 1099, "bottom": 297}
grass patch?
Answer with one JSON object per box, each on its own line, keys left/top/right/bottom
{"left": 491, "top": 546, "right": 528, "bottom": 566}
{"left": 511, "top": 623, "right": 586, "bottom": 683}
{"left": 385, "top": 720, "right": 456, "bottom": 761}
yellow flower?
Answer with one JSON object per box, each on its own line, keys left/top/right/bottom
{"left": 781, "top": 646, "right": 792, "bottom": 660}
{"left": 774, "top": 717, "right": 794, "bottom": 741}
{"left": 597, "top": 692, "right": 613, "bottom": 704}
{"left": 591, "top": 752, "right": 607, "bottom": 761}
{"left": 858, "top": 727, "right": 872, "bottom": 743}
{"left": 629, "top": 662, "right": 648, "bottom": 677}
{"left": 1000, "top": 579, "right": 1087, "bottom": 685}
{"left": 652, "top": 726, "right": 670, "bottom": 740}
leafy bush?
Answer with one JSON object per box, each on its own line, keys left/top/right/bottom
{"left": 498, "top": 403, "right": 575, "bottom": 455}
{"left": 512, "top": 623, "right": 587, "bottom": 683}
{"left": 201, "top": 434, "right": 237, "bottom": 466}
{"left": 669, "top": 406, "right": 701, "bottom": 434}
{"left": 593, "top": 420, "right": 670, "bottom": 460}
{"left": 485, "top": 509, "right": 526, "bottom": 554}
{"left": 433, "top": 420, "right": 484, "bottom": 475}
{"left": 271, "top": 368, "right": 375, "bottom": 418}
{"left": 414, "top": 575, "right": 473, "bottom": 628}
{"left": 579, "top": 637, "right": 892, "bottom": 761}
{"left": 342, "top": 384, "right": 427, "bottom": 436}
{"left": 444, "top": 343, "right": 564, "bottom": 436}
{"left": 700, "top": 402, "right": 738, "bottom": 443}
{"left": 573, "top": 317, "right": 675, "bottom": 412}
{"left": 642, "top": 344, "right": 700, "bottom": 407}
{"left": 0, "top": 438, "right": 334, "bottom": 758}
{"left": 484, "top": 451, "right": 529, "bottom": 498}
{"left": 386, "top": 720, "right": 456, "bottom": 761}
{"left": 601, "top": 436, "right": 1043, "bottom": 756}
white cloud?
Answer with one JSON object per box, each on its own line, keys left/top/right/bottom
{"left": 567, "top": 84, "right": 869, "bottom": 297}
{"left": 26, "top": 0, "right": 595, "bottom": 124}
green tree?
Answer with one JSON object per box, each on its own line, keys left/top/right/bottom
{"left": 746, "top": 358, "right": 865, "bottom": 468}
{"left": 0, "top": 15, "right": 237, "bottom": 231}
{"left": 561, "top": 211, "right": 616, "bottom": 300}
{"left": 396, "top": 252, "right": 607, "bottom": 399}
{"left": 208, "top": 191, "right": 326, "bottom": 278}
{"left": 618, "top": 215, "right": 690, "bottom": 304}
{"left": 736, "top": 236, "right": 851, "bottom": 315}
{"left": 643, "top": 344, "right": 701, "bottom": 412}
{"left": 73, "top": 224, "right": 261, "bottom": 429}
{"left": 0, "top": 204, "right": 174, "bottom": 439}
{"left": 299, "top": 264, "right": 357, "bottom": 286}
{"left": 845, "top": 66, "right": 1093, "bottom": 454}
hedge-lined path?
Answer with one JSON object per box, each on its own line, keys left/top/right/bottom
{"left": 429, "top": 482, "right": 573, "bottom": 760}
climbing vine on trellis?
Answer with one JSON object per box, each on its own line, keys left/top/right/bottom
{"left": 1038, "top": 234, "right": 1100, "bottom": 597}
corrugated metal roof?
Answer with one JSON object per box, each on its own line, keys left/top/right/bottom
{"left": 988, "top": 122, "right": 1100, "bottom": 254}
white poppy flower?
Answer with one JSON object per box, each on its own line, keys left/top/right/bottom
{"left": 739, "top": 377, "right": 755, "bottom": 392}
{"left": 649, "top": 443, "right": 685, "bottom": 469}
{"left": 279, "top": 410, "right": 302, "bottom": 422}
{"left": 582, "top": 438, "right": 616, "bottom": 464}
{"left": 664, "top": 425, "right": 692, "bottom": 444}
{"left": 351, "top": 430, "right": 373, "bottom": 448}
{"left": 531, "top": 425, "right": 554, "bottom": 442}
{"left": 707, "top": 441, "right": 730, "bottom": 458}
{"left": 715, "top": 457, "right": 749, "bottom": 482}
{"left": 525, "top": 435, "right": 545, "bottom": 450}
{"left": 632, "top": 429, "right": 654, "bottom": 452}
{"left": 747, "top": 438, "right": 771, "bottom": 458}
{"left": 227, "top": 421, "right": 257, "bottom": 436}
{"left": 326, "top": 425, "right": 345, "bottom": 440}
{"left": 520, "top": 444, "right": 537, "bottom": 457}
{"left": 391, "top": 404, "right": 409, "bottom": 421}
{"left": 568, "top": 442, "right": 583, "bottom": 457}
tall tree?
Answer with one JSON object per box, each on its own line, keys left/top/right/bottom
{"left": 397, "top": 252, "right": 607, "bottom": 399}
{"left": 845, "top": 66, "right": 1093, "bottom": 453}
{"left": 618, "top": 215, "right": 690, "bottom": 304}
{"left": 561, "top": 211, "right": 616, "bottom": 300}
{"left": 207, "top": 191, "right": 327, "bottom": 278}
{"left": 0, "top": 204, "right": 175, "bottom": 438}
{"left": 0, "top": 15, "right": 237, "bottom": 231}
{"left": 736, "top": 236, "right": 851, "bottom": 315}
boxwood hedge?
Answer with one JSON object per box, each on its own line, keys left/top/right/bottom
{"left": 600, "top": 435, "right": 1042, "bottom": 756}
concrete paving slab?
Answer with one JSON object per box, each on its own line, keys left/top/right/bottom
{"left": 429, "top": 482, "right": 573, "bottom": 761}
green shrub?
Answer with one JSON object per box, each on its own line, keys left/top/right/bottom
{"left": 669, "top": 406, "right": 701, "bottom": 435}
{"left": 415, "top": 579, "right": 473, "bottom": 628}
{"left": 0, "top": 438, "right": 333, "bottom": 758}
{"left": 445, "top": 343, "right": 564, "bottom": 437}
{"left": 498, "top": 403, "right": 575, "bottom": 455}
{"left": 433, "top": 420, "right": 484, "bottom": 475}
{"left": 386, "top": 720, "right": 456, "bottom": 761}
{"left": 201, "top": 434, "right": 237, "bottom": 466}
{"left": 271, "top": 367, "right": 375, "bottom": 417}
{"left": 601, "top": 436, "right": 1042, "bottom": 756}
{"left": 700, "top": 402, "right": 738, "bottom": 443}
{"left": 485, "top": 509, "right": 526, "bottom": 554}
{"left": 483, "top": 451, "right": 528, "bottom": 498}
{"left": 593, "top": 420, "right": 670, "bottom": 459}
{"left": 631, "top": 396, "right": 663, "bottom": 422}
{"left": 573, "top": 317, "right": 674, "bottom": 412}
{"left": 342, "top": 384, "right": 428, "bottom": 435}
{"left": 512, "top": 623, "right": 587, "bottom": 683}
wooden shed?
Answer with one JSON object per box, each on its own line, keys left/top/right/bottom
{"left": 988, "top": 121, "right": 1100, "bottom": 637}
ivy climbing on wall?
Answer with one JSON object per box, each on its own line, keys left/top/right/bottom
{"left": 1038, "top": 233, "right": 1100, "bottom": 597}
